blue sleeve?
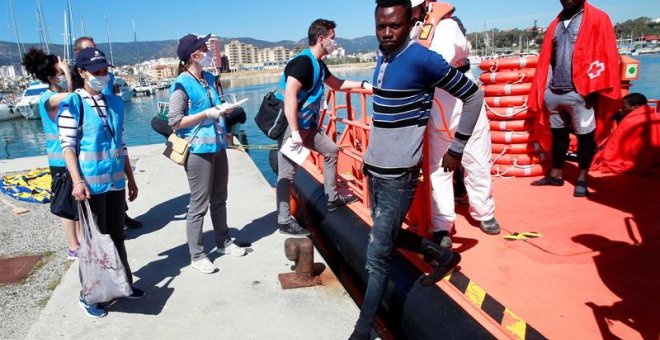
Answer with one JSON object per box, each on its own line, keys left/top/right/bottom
{"left": 421, "top": 48, "right": 478, "bottom": 101}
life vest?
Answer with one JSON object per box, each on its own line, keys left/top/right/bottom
{"left": 170, "top": 71, "right": 226, "bottom": 154}
{"left": 60, "top": 91, "right": 126, "bottom": 195}
{"left": 276, "top": 48, "right": 325, "bottom": 130}
{"left": 416, "top": 2, "right": 456, "bottom": 49}
{"left": 39, "top": 90, "right": 65, "bottom": 167}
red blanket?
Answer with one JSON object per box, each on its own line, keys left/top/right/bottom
{"left": 528, "top": 1, "right": 621, "bottom": 152}
{"left": 591, "top": 106, "right": 660, "bottom": 176}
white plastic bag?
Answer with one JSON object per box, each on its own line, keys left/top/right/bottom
{"left": 78, "top": 200, "right": 132, "bottom": 304}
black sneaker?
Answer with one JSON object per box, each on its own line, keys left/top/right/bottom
{"left": 125, "top": 216, "right": 143, "bottom": 229}
{"left": 278, "top": 220, "right": 310, "bottom": 236}
{"left": 530, "top": 176, "right": 564, "bottom": 186}
{"left": 432, "top": 231, "right": 453, "bottom": 248}
{"left": 421, "top": 239, "right": 454, "bottom": 267}
{"left": 421, "top": 252, "right": 462, "bottom": 287}
{"left": 327, "top": 194, "right": 358, "bottom": 212}
{"left": 479, "top": 218, "right": 501, "bottom": 235}
{"left": 126, "top": 287, "right": 146, "bottom": 299}
{"left": 573, "top": 181, "right": 589, "bottom": 197}
{"left": 348, "top": 330, "right": 370, "bottom": 340}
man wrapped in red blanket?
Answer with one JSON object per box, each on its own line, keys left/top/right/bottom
{"left": 592, "top": 93, "right": 660, "bottom": 177}
{"left": 528, "top": 0, "right": 620, "bottom": 197}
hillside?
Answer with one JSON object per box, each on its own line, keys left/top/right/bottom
{"left": 0, "top": 35, "right": 379, "bottom": 67}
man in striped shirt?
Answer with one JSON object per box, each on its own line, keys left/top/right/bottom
{"left": 350, "top": 0, "right": 484, "bottom": 338}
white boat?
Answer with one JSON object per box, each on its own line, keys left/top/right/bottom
{"left": 0, "top": 103, "right": 22, "bottom": 122}
{"left": 16, "top": 81, "right": 49, "bottom": 120}
{"left": 134, "top": 82, "right": 155, "bottom": 96}
{"left": 113, "top": 77, "right": 134, "bottom": 102}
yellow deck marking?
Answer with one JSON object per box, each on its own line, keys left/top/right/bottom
{"left": 465, "top": 281, "right": 487, "bottom": 308}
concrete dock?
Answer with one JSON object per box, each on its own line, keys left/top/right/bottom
{"left": 13, "top": 144, "right": 358, "bottom": 339}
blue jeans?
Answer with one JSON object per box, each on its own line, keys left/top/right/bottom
{"left": 354, "top": 169, "right": 419, "bottom": 334}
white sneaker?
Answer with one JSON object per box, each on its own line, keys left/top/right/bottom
{"left": 216, "top": 242, "right": 247, "bottom": 257}
{"left": 190, "top": 257, "right": 218, "bottom": 274}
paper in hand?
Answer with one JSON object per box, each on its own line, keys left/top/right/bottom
{"left": 281, "top": 137, "right": 310, "bottom": 166}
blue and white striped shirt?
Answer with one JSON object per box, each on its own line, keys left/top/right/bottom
{"left": 364, "top": 40, "right": 483, "bottom": 178}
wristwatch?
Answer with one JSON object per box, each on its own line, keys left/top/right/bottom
{"left": 360, "top": 80, "right": 369, "bottom": 89}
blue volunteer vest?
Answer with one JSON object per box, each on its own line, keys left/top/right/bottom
{"left": 39, "top": 90, "right": 65, "bottom": 167}
{"left": 102, "top": 72, "right": 115, "bottom": 96}
{"left": 276, "top": 48, "right": 325, "bottom": 129}
{"left": 59, "top": 91, "right": 126, "bottom": 195}
{"left": 169, "top": 71, "right": 226, "bottom": 154}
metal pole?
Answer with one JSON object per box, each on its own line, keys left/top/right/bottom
{"left": 132, "top": 17, "right": 141, "bottom": 83}
{"left": 36, "top": 0, "right": 50, "bottom": 53}
{"left": 8, "top": 0, "right": 24, "bottom": 62}
{"left": 80, "top": 17, "right": 86, "bottom": 36}
{"left": 106, "top": 16, "right": 114, "bottom": 65}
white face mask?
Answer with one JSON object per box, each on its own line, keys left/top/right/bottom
{"left": 410, "top": 21, "right": 424, "bottom": 40}
{"left": 197, "top": 52, "right": 213, "bottom": 68}
{"left": 56, "top": 75, "right": 68, "bottom": 90}
{"left": 87, "top": 74, "right": 110, "bottom": 92}
{"left": 324, "top": 39, "right": 337, "bottom": 55}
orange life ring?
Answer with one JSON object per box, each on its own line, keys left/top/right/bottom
{"left": 482, "top": 83, "right": 532, "bottom": 97}
{"left": 492, "top": 152, "right": 546, "bottom": 165}
{"left": 491, "top": 142, "right": 542, "bottom": 154}
{"left": 491, "top": 163, "right": 546, "bottom": 177}
{"left": 490, "top": 130, "right": 532, "bottom": 144}
{"left": 479, "top": 69, "right": 536, "bottom": 84}
{"left": 486, "top": 106, "right": 535, "bottom": 120}
{"left": 489, "top": 119, "right": 535, "bottom": 132}
{"left": 484, "top": 95, "right": 528, "bottom": 107}
{"left": 479, "top": 56, "right": 539, "bottom": 72}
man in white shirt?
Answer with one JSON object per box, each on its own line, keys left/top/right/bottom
{"left": 412, "top": 0, "right": 500, "bottom": 248}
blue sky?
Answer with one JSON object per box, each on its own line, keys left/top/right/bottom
{"left": 2, "top": 0, "right": 659, "bottom": 44}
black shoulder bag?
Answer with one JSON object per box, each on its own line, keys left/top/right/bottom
{"left": 50, "top": 94, "right": 84, "bottom": 220}
{"left": 255, "top": 65, "right": 321, "bottom": 140}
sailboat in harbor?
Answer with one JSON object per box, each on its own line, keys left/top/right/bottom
{"left": 131, "top": 17, "right": 155, "bottom": 96}
{"left": 106, "top": 16, "right": 135, "bottom": 102}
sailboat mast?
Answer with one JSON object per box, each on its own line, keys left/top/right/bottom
{"left": 66, "top": 0, "right": 75, "bottom": 59}
{"left": 132, "top": 17, "right": 141, "bottom": 83}
{"left": 106, "top": 16, "right": 115, "bottom": 65}
{"left": 80, "top": 17, "right": 87, "bottom": 36}
{"left": 67, "top": 0, "right": 76, "bottom": 39}
{"left": 63, "top": 10, "right": 69, "bottom": 62}
{"left": 36, "top": 0, "right": 50, "bottom": 53}
{"left": 8, "top": 0, "right": 24, "bottom": 62}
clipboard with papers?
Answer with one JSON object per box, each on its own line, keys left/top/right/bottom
{"left": 216, "top": 97, "right": 249, "bottom": 111}
{"left": 281, "top": 137, "right": 310, "bottom": 166}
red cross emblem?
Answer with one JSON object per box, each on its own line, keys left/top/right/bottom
{"left": 588, "top": 61, "right": 605, "bottom": 80}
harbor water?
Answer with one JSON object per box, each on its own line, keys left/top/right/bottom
{"left": 1, "top": 56, "right": 658, "bottom": 185}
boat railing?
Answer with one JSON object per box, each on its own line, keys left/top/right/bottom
{"left": 307, "top": 88, "right": 439, "bottom": 237}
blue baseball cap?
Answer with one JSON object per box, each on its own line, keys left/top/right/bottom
{"left": 177, "top": 33, "right": 211, "bottom": 62}
{"left": 75, "top": 48, "right": 113, "bottom": 72}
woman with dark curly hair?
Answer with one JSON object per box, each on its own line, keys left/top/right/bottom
{"left": 21, "top": 48, "right": 80, "bottom": 260}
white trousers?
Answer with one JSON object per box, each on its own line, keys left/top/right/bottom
{"left": 428, "top": 72, "right": 495, "bottom": 232}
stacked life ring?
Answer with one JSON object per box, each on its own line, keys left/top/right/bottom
{"left": 479, "top": 55, "right": 547, "bottom": 177}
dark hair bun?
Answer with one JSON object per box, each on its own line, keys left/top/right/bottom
{"left": 21, "top": 48, "right": 58, "bottom": 83}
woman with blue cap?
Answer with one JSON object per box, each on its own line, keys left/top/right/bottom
{"left": 58, "top": 47, "right": 144, "bottom": 318}
{"left": 167, "top": 33, "right": 246, "bottom": 275}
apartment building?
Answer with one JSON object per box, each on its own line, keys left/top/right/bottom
{"left": 225, "top": 40, "right": 292, "bottom": 71}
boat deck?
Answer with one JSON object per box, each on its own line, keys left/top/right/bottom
{"left": 450, "top": 164, "right": 660, "bottom": 339}
{"left": 302, "top": 158, "right": 658, "bottom": 339}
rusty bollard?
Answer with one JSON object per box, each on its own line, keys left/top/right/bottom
{"left": 278, "top": 238, "right": 323, "bottom": 289}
